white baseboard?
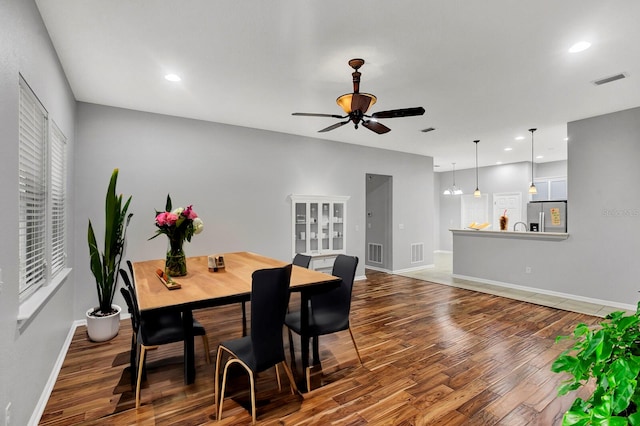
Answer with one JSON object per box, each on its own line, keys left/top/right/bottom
{"left": 451, "top": 273, "right": 637, "bottom": 312}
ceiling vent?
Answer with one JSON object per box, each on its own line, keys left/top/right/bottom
{"left": 593, "top": 73, "right": 627, "bottom": 86}
{"left": 421, "top": 127, "right": 436, "bottom": 133}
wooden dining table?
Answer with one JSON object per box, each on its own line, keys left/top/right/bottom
{"left": 133, "top": 251, "right": 340, "bottom": 385}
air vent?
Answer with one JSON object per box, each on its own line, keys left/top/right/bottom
{"left": 368, "top": 243, "right": 383, "bottom": 264}
{"left": 421, "top": 127, "right": 436, "bottom": 133}
{"left": 411, "top": 243, "right": 424, "bottom": 263}
{"left": 593, "top": 73, "right": 627, "bottom": 86}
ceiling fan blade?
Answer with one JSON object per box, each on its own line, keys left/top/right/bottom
{"left": 362, "top": 120, "right": 391, "bottom": 134}
{"left": 318, "top": 121, "right": 349, "bottom": 133}
{"left": 371, "top": 107, "right": 425, "bottom": 119}
{"left": 292, "top": 112, "right": 346, "bottom": 119}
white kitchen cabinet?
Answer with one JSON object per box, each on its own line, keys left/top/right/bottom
{"left": 290, "top": 195, "right": 349, "bottom": 271}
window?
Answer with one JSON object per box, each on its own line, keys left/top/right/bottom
{"left": 18, "top": 76, "right": 68, "bottom": 302}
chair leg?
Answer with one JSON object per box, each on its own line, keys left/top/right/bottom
{"left": 201, "top": 335, "right": 211, "bottom": 364}
{"left": 280, "top": 361, "right": 299, "bottom": 395}
{"left": 348, "top": 327, "right": 363, "bottom": 366}
{"left": 214, "top": 346, "right": 227, "bottom": 420}
{"left": 275, "top": 364, "right": 282, "bottom": 391}
{"left": 135, "top": 345, "right": 148, "bottom": 409}
{"left": 219, "top": 358, "right": 256, "bottom": 424}
{"left": 287, "top": 328, "right": 296, "bottom": 368}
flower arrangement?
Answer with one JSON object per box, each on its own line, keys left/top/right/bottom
{"left": 150, "top": 194, "right": 203, "bottom": 276}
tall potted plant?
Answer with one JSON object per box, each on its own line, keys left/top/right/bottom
{"left": 86, "top": 168, "right": 133, "bottom": 342}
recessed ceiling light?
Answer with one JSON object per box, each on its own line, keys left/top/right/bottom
{"left": 564, "top": 137, "right": 569, "bottom": 141}
{"left": 536, "top": 155, "right": 544, "bottom": 159}
{"left": 504, "top": 147, "right": 512, "bottom": 151}
{"left": 569, "top": 41, "right": 591, "bottom": 53}
{"left": 165, "top": 73, "right": 182, "bottom": 82}
{"left": 515, "top": 136, "right": 525, "bottom": 141}
{"left": 496, "top": 161, "right": 503, "bottom": 165}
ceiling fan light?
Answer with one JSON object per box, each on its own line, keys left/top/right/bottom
{"left": 336, "top": 93, "right": 376, "bottom": 114}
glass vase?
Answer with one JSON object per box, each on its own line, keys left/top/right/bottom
{"left": 165, "top": 239, "right": 187, "bottom": 277}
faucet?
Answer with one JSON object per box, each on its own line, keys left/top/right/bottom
{"left": 513, "top": 221, "right": 527, "bottom": 232}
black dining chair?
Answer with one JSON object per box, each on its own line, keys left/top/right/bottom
{"left": 119, "top": 269, "right": 211, "bottom": 408}
{"left": 292, "top": 253, "right": 312, "bottom": 268}
{"left": 215, "top": 264, "right": 297, "bottom": 424}
{"left": 285, "top": 254, "right": 363, "bottom": 391}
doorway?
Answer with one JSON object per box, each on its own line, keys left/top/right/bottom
{"left": 365, "top": 174, "right": 393, "bottom": 271}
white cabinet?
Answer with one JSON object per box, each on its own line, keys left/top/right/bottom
{"left": 290, "top": 195, "right": 349, "bottom": 271}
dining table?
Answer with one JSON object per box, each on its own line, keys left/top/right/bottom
{"left": 132, "top": 251, "right": 340, "bottom": 386}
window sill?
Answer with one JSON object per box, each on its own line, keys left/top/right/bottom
{"left": 18, "top": 268, "right": 72, "bottom": 329}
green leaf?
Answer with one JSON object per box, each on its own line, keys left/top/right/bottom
{"left": 562, "top": 410, "right": 590, "bottom": 426}
{"left": 628, "top": 411, "right": 640, "bottom": 426}
{"left": 552, "top": 355, "right": 579, "bottom": 373}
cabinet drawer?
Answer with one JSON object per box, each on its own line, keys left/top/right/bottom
{"left": 311, "top": 256, "right": 336, "bottom": 270}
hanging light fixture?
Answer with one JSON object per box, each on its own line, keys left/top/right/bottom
{"left": 528, "top": 128, "right": 537, "bottom": 194}
{"left": 473, "top": 140, "right": 481, "bottom": 197}
{"left": 443, "top": 163, "right": 463, "bottom": 195}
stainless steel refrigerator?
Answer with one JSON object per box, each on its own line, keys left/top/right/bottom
{"left": 527, "top": 200, "right": 567, "bottom": 232}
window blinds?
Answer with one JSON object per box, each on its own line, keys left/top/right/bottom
{"left": 50, "top": 121, "right": 67, "bottom": 276}
{"left": 18, "top": 78, "right": 48, "bottom": 300}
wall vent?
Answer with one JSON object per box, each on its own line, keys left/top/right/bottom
{"left": 368, "top": 243, "right": 383, "bottom": 264}
{"left": 411, "top": 243, "right": 424, "bottom": 263}
{"left": 421, "top": 127, "right": 436, "bottom": 133}
{"left": 593, "top": 73, "right": 627, "bottom": 86}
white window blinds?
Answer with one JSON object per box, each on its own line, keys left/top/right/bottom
{"left": 50, "top": 121, "right": 67, "bottom": 276}
{"left": 19, "top": 77, "right": 48, "bottom": 300}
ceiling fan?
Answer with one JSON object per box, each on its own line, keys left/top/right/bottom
{"left": 292, "top": 58, "right": 425, "bottom": 134}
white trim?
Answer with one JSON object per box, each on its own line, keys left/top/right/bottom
{"left": 28, "top": 320, "right": 81, "bottom": 426}
{"left": 451, "top": 273, "right": 636, "bottom": 312}
{"left": 393, "top": 264, "right": 435, "bottom": 274}
{"left": 363, "top": 265, "right": 391, "bottom": 274}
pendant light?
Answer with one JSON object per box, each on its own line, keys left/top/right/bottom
{"left": 443, "top": 163, "right": 463, "bottom": 195}
{"left": 473, "top": 140, "right": 481, "bottom": 198}
{"left": 528, "top": 128, "right": 537, "bottom": 194}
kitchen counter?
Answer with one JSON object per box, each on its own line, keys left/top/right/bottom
{"left": 450, "top": 229, "right": 569, "bottom": 241}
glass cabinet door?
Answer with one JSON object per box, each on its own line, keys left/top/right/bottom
{"left": 332, "top": 202, "right": 344, "bottom": 251}
{"left": 321, "top": 203, "right": 330, "bottom": 250}
{"left": 309, "top": 203, "right": 319, "bottom": 252}
{"left": 295, "top": 202, "right": 307, "bottom": 254}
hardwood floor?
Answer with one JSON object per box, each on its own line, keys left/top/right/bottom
{"left": 39, "top": 270, "right": 599, "bottom": 425}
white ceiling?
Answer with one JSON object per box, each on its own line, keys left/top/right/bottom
{"left": 35, "top": 0, "right": 640, "bottom": 172}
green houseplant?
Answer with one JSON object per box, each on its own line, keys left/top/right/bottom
{"left": 86, "top": 168, "right": 133, "bottom": 341}
{"left": 551, "top": 302, "right": 640, "bottom": 425}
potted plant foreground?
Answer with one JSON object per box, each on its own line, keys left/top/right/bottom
{"left": 551, "top": 301, "right": 640, "bottom": 425}
{"left": 86, "top": 168, "right": 133, "bottom": 342}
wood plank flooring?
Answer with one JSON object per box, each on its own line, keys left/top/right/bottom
{"left": 39, "top": 270, "right": 600, "bottom": 425}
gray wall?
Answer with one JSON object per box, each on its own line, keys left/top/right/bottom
{"left": 0, "top": 1, "right": 77, "bottom": 425}
{"left": 74, "top": 103, "right": 435, "bottom": 319}
{"left": 452, "top": 106, "right": 640, "bottom": 307}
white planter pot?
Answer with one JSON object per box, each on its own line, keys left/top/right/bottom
{"left": 85, "top": 304, "right": 122, "bottom": 342}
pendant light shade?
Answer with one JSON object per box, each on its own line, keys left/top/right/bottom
{"left": 528, "top": 128, "right": 537, "bottom": 195}
{"left": 443, "top": 163, "right": 463, "bottom": 195}
{"left": 473, "top": 140, "right": 481, "bottom": 198}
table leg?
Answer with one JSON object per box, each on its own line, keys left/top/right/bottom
{"left": 183, "top": 309, "right": 195, "bottom": 384}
